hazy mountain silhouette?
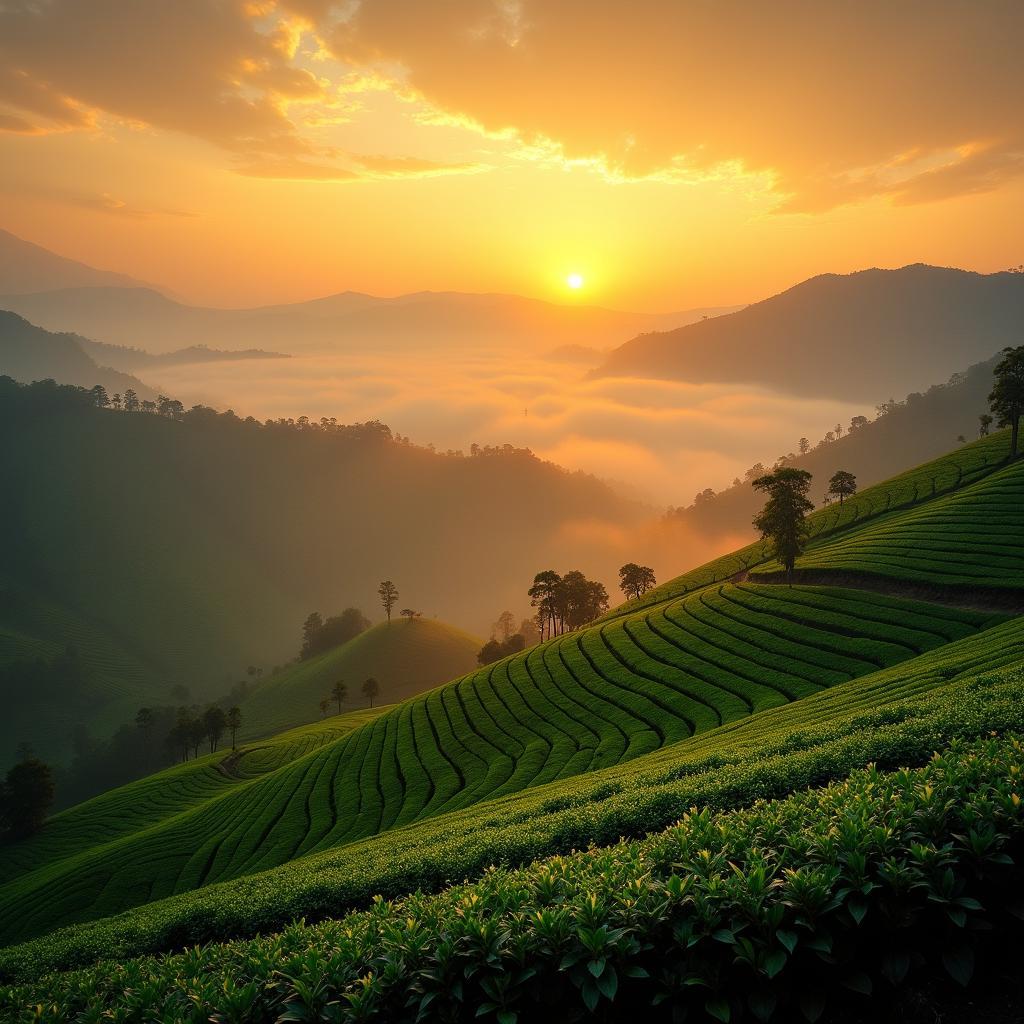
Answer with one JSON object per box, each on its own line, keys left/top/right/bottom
{"left": 0, "top": 283, "right": 740, "bottom": 356}
{"left": 79, "top": 338, "right": 289, "bottom": 372}
{"left": 0, "top": 311, "right": 151, "bottom": 397}
{"left": 0, "top": 228, "right": 154, "bottom": 294}
{"left": 597, "top": 265, "right": 1024, "bottom": 401}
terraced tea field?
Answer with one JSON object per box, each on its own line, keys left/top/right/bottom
{"left": 0, "top": 582, "right": 1004, "bottom": 945}
{"left": 3, "top": 432, "right": 1023, "bottom": 1015}
{"left": 763, "top": 455, "right": 1024, "bottom": 592}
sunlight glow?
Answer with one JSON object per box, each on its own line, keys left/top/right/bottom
{"left": 566, "top": 272, "right": 584, "bottom": 290}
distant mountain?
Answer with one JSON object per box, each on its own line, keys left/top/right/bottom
{"left": 0, "top": 228, "right": 153, "bottom": 294}
{"left": 0, "top": 310, "right": 151, "bottom": 397}
{"left": 0, "top": 283, "right": 741, "bottom": 356}
{"left": 78, "top": 338, "right": 289, "bottom": 372}
{"left": 671, "top": 353, "right": 1002, "bottom": 539}
{"left": 597, "top": 265, "right": 1024, "bottom": 401}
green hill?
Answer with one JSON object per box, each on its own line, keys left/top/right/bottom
{"left": 0, "top": 432, "right": 1022, "bottom": 967}
{"left": 239, "top": 618, "right": 482, "bottom": 740}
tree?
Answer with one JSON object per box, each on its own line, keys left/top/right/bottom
{"left": 400, "top": 608, "right": 420, "bottom": 622}
{"left": 849, "top": 415, "right": 869, "bottom": 432}
{"left": 319, "top": 698, "right": 330, "bottom": 718}
{"left": 528, "top": 570, "right": 562, "bottom": 639}
{"left": 752, "top": 468, "right": 814, "bottom": 582}
{"left": 989, "top": 346, "right": 1024, "bottom": 458}
{"left": 111, "top": 393, "right": 122, "bottom": 411}
{"left": 122, "top": 388, "right": 139, "bottom": 413}
{"left": 618, "top": 563, "right": 657, "bottom": 601}
{"left": 827, "top": 470, "right": 857, "bottom": 506}
{"left": 331, "top": 679, "right": 347, "bottom": 714}
{"left": 378, "top": 581, "right": 399, "bottom": 623}
{"left": 0, "top": 759, "right": 55, "bottom": 839}
{"left": 979, "top": 413, "right": 994, "bottom": 437}
{"left": 203, "top": 706, "right": 228, "bottom": 753}
{"left": 300, "top": 608, "right": 370, "bottom": 659}
{"left": 227, "top": 706, "right": 242, "bottom": 749}
{"left": 797, "top": 437, "right": 811, "bottom": 455}
{"left": 89, "top": 384, "right": 110, "bottom": 409}
{"left": 477, "top": 633, "right": 526, "bottom": 666}
{"left": 302, "top": 612, "right": 324, "bottom": 655}
{"left": 518, "top": 617, "right": 541, "bottom": 647}
{"left": 494, "top": 610, "right": 516, "bottom": 641}
{"left": 135, "top": 707, "right": 154, "bottom": 739}
{"left": 362, "top": 677, "right": 380, "bottom": 708}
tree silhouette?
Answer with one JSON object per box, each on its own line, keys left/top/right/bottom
{"left": 378, "top": 581, "right": 399, "bottom": 623}
{"left": 89, "top": 384, "right": 109, "bottom": 409}
{"left": 400, "top": 608, "right": 420, "bottom": 622}
{"left": 0, "top": 758, "right": 55, "bottom": 838}
{"left": 989, "top": 346, "right": 1024, "bottom": 458}
{"left": 798, "top": 437, "right": 810, "bottom": 455}
{"left": 827, "top": 470, "right": 857, "bottom": 506}
{"left": 227, "top": 706, "right": 242, "bottom": 749}
{"left": 331, "top": 679, "right": 347, "bottom": 714}
{"left": 319, "top": 698, "right": 330, "bottom": 718}
{"left": 528, "top": 570, "right": 562, "bottom": 639}
{"left": 362, "top": 677, "right": 380, "bottom": 708}
{"left": 752, "top": 468, "right": 814, "bottom": 582}
{"left": 122, "top": 388, "right": 139, "bottom": 413}
{"left": 203, "top": 706, "right": 228, "bottom": 753}
{"left": 979, "top": 413, "right": 993, "bottom": 437}
{"left": 618, "top": 563, "right": 657, "bottom": 601}
{"left": 494, "top": 610, "right": 516, "bottom": 641}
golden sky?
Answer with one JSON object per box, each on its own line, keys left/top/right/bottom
{"left": 1, "top": 0, "right": 1022, "bottom": 310}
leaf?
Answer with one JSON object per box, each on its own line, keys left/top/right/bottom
{"left": 764, "top": 949, "right": 787, "bottom": 979}
{"left": 497, "top": 1013, "right": 517, "bottom": 1024}
{"left": 705, "top": 995, "right": 731, "bottom": 1022}
{"left": 847, "top": 898, "right": 867, "bottom": 925}
{"left": 799, "top": 991, "right": 826, "bottom": 1023}
{"left": 881, "top": 951, "right": 910, "bottom": 986}
{"left": 748, "top": 990, "right": 777, "bottom": 1022}
{"left": 581, "top": 982, "right": 599, "bottom": 1013}
{"left": 624, "top": 966, "right": 650, "bottom": 979}
{"left": 943, "top": 946, "right": 975, "bottom": 987}
{"left": 596, "top": 968, "right": 618, "bottom": 1001}
{"left": 842, "top": 970, "right": 872, "bottom": 996}
{"left": 588, "top": 958, "right": 606, "bottom": 978}
{"left": 776, "top": 929, "right": 798, "bottom": 954}
{"left": 712, "top": 928, "right": 736, "bottom": 945}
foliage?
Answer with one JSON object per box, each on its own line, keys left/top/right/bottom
{"left": 529, "top": 570, "right": 610, "bottom": 639}
{"left": 0, "top": 759, "right": 54, "bottom": 840}
{"left": 752, "top": 469, "right": 814, "bottom": 576}
{"left": 477, "top": 633, "right": 526, "bottom": 666}
{"left": 618, "top": 563, "right": 657, "bottom": 601}
{"left": 989, "top": 344, "right": 1024, "bottom": 457}
{"left": 378, "top": 582, "right": 399, "bottom": 624}
{"left": 3, "top": 730, "right": 1023, "bottom": 1021}
{"left": 301, "top": 609, "right": 371, "bottom": 661}
{"left": 826, "top": 470, "right": 857, "bottom": 506}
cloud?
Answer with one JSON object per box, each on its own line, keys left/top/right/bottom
{"left": 324, "top": 0, "right": 1024, "bottom": 209}
{"left": 234, "top": 153, "right": 488, "bottom": 180}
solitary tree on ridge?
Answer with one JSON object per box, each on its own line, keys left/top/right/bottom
{"left": 752, "top": 468, "right": 814, "bottom": 583}
{"left": 331, "top": 680, "right": 347, "bottom": 714}
{"left": 827, "top": 470, "right": 858, "bottom": 506}
{"left": 378, "top": 581, "right": 399, "bottom": 623}
{"left": 362, "top": 677, "right": 380, "bottom": 708}
{"left": 989, "top": 346, "right": 1024, "bottom": 458}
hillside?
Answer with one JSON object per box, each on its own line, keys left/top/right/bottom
{"left": 0, "top": 228, "right": 153, "bottom": 294}
{"left": 77, "top": 338, "right": 289, "bottom": 371}
{"left": 0, "top": 310, "right": 151, "bottom": 397}
{"left": 239, "top": 618, "right": 482, "bottom": 740}
{"left": 671, "top": 352, "right": 999, "bottom": 541}
{"left": 0, "top": 431, "right": 1020, "bottom": 964}
{"left": 597, "top": 264, "right": 1024, "bottom": 401}
{"left": 0, "top": 377, "right": 640, "bottom": 764}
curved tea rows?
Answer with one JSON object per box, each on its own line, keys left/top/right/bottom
{"left": 772, "top": 456, "right": 1024, "bottom": 592}
{"left": 0, "top": 584, "right": 1001, "bottom": 945}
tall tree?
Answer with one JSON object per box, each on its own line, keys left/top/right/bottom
{"left": 362, "top": 677, "right": 380, "bottom": 708}
{"left": 989, "top": 345, "right": 1024, "bottom": 458}
{"left": 0, "top": 758, "right": 55, "bottom": 838}
{"left": 979, "top": 413, "right": 993, "bottom": 437}
{"left": 618, "top": 563, "right": 657, "bottom": 601}
{"left": 122, "top": 387, "right": 139, "bottom": 412}
{"left": 203, "top": 706, "right": 227, "bottom": 753}
{"left": 89, "top": 384, "right": 109, "bottom": 409}
{"left": 227, "top": 706, "right": 242, "bottom": 750}
{"left": 331, "top": 680, "right": 347, "bottom": 714}
{"left": 301, "top": 612, "right": 324, "bottom": 655}
{"left": 378, "top": 581, "right": 399, "bottom": 623}
{"left": 528, "top": 570, "right": 562, "bottom": 639}
{"left": 752, "top": 468, "right": 815, "bottom": 582}
{"left": 827, "top": 470, "right": 857, "bottom": 506}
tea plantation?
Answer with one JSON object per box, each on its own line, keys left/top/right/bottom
{"left": 2, "top": 433, "right": 1023, "bottom": 1022}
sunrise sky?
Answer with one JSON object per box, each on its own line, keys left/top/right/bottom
{"left": 1, "top": 1, "right": 1022, "bottom": 310}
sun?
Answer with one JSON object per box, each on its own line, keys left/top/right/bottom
{"left": 566, "top": 272, "right": 584, "bottom": 290}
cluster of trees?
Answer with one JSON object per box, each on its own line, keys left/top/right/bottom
{"left": 528, "top": 571, "right": 610, "bottom": 640}
{"left": 0, "top": 757, "right": 54, "bottom": 840}
{"left": 476, "top": 611, "right": 540, "bottom": 666}
{"left": 300, "top": 608, "right": 370, "bottom": 660}
{"left": 317, "top": 677, "right": 381, "bottom": 716}
{"left": 160, "top": 704, "right": 243, "bottom": 762}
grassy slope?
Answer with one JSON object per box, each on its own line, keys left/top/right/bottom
{"left": 4, "top": 619, "right": 1023, "bottom": 981}
{"left": 1, "top": 433, "right": 1021, "bottom": 964}
{"left": 239, "top": 618, "right": 482, "bottom": 741}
